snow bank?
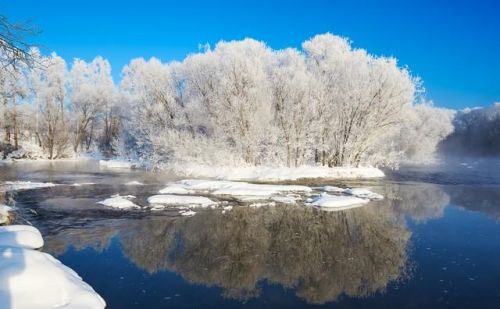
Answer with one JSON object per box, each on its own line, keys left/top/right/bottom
{"left": 174, "top": 164, "right": 385, "bottom": 181}
{"left": 310, "top": 193, "right": 369, "bottom": 210}
{"left": 97, "top": 194, "right": 140, "bottom": 210}
{"left": 147, "top": 194, "right": 216, "bottom": 207}
{"left": 0, "top": 204, "right": 12, "bottom": 224}
{"left": 0, "top": 246, "right": 106, "bottom": 309}
{"left": 1, "top": 181, "right": 57, "bottom": 191}
{"left": 0, "top": 225, "right": 44, "bottom": 249}
{"left": 99, "top": 159, "right": 136, "bottom": 169}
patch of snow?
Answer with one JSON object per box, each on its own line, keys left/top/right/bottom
{"left": 99, "top": 159, "right": 136, "bottom": 169}
{"left": 320, "top": 186, "right": 346, "bottom": 193}
{"left": 0, "top": 225, "right": 44, "bottom": 249}
{"left": 97, "top": 194, "right": 140, "bottom": 210}
{"left": 125, "top": 180, "right": 144, "bottom": 186}
{"left": 345, "top": 188, "right": 384, "bottom": 200}
{"left": 0, "top": 246, "right": 106, "bottom": 309}
{"left": 71, "top": 182, "right": 96, "bottom": 187}
{"left": 310, "top": 193, "right": 369, "bottom": 210}
{"left": 177, "top": 179, "right": 310, "bottom": 197}
{"left": 249, "top": 202, "right": 276, "bottom": 208}
{"left": 174, "top": 165, "right": 385, "bottom": 181}
{"left": 1, "top": 181, "right": 57, "bottom": 191}
{"left": 180, "top": 210, "right": 196, "bottom": 217}
{"left": 147, "top": 195, "right": 216, "bottom": 207}
{"left": 158, "top": 184, "right": 193, "bottom": 194}
{"left": 271, "top": 195, "right": 298, "bottom": 204}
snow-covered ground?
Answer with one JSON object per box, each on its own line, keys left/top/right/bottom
{"left": 173, "top": 164, "right": 385, "bottom": 181}
{"left": 97, "top": 194, "right": 141, "bottom": 210}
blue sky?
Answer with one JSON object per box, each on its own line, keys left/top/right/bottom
{"left": 2, "top": 0, "right": 499, "bottom": 109}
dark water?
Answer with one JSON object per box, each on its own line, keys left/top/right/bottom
{"left": 1, "top": 159, "right": 500, "bottom": 308}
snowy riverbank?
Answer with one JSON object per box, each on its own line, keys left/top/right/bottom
{"left": 171, "top": 164, "right": 385, "bottom": 181}
{"left": 0, "top": 206, "right": 105, "bottom": 308}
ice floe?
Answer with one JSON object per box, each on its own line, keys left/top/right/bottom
{"left": 345, "top": 188, "right": 384, "bottom": 200}
{"left": 97, "top": 194, "right": 140, "bottom": 210}
{"left": 147, "top": 194, "right": 216, "bottom": 207}
{"left": 158, "top": 184, "right": 193, "bottom": 194}
{"left": 310, "top": 193, "right": 369, "bottom": 210}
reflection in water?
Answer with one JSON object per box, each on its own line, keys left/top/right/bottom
{"left": 384, "top": 183, "right": 449, "bottom": 222}
{"left": 45, "top": 204, "right": 411, "bottom": 304}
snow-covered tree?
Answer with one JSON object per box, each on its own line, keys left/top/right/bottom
{"left": 30, "top": 52, "right": 69, "bottom": 159}
{"left": 69, "top": 56, "right": 116, "bottom": 153}
{"left": 303, "top": 33, "right": 417, "bottom": 167}
{"left": 269, "top": 48, "right": 315, "bottom": 166}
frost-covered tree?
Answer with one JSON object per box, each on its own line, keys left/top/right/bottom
{"left": 69, "top": 56, "right": 116, "bottom": 153}
{"left": 269, "top": 48, "right": 315, "bottom": 166}
{"left": 183, "top": 39, "right": 274, "bottom": 165}
{"left": 398, "top": 102, "right": 454, "bottom": 163}
{"left": 30, "top": 52, "right": 69, "bottom": 159}
{"left": 303, "top": 34, "right": 417, "bottom": 167}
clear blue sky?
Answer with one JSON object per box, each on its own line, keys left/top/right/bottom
{"left": 2, "top": 0, "right": 499, "bottom": 109}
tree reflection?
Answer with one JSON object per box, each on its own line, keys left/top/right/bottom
{"left": 384, "top": 183, "right": 449, "bottom": 222}
{"left": 116, "top": 205, "right": 411, "bottom": 304}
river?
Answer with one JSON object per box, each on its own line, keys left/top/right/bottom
{"left": 1, "top": 159, "right": 500, "bottom": 308}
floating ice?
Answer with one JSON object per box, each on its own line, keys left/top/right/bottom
{"left": 311, "top": 193, "right": 369, "bottom": 210}
{"left": 97, "top": 194, "right": 140, "bottom": 210}
{"left": 1, "top": 181, "right": 57, "bottom": 191}
{"left": 147, "top": 195, "right": 216, "bottom": 207}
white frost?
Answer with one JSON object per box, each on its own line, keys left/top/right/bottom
{"left": 0, "top": 246, "right": 106, "bottom": 309}
{"left": 0, "top": 225, "right": 44, "bottom": 249}
{"left": 97, "top": 194, "right": 140, "bottom": 209}
{"left": 311, "top": 193, "right": 369, "bottom": 210}
{"left": 147, "top": 194, "right": 216, "bottom": 207}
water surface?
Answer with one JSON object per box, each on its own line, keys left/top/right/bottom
{"left": 1, "top": 160, "right": 500, "bottom": 308}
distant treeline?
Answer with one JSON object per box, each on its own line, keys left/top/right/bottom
{"left": 439, "top": 104, "right": 500, "bottom": 157}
